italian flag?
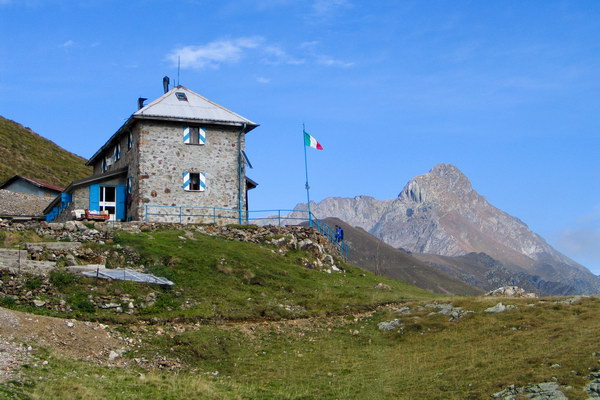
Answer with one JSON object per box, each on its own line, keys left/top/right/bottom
{"left": 304, "top": 131, "right": 323, "bottom": 150}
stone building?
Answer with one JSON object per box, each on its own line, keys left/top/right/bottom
{"left": 44, "top": 85, "right": 258, "bottom": 223}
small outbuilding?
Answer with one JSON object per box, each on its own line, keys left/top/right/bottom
{"left": 0, "top": 175, "right": 64, "bottom": 198}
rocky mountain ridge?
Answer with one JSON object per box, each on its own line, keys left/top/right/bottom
{"left": 292, "top": 164, "right": 600, "bottom": 294}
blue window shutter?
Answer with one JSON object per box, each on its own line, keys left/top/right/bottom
{"left": 199, "top": 172, "right": 206, "bottom": 191}
{"left": 183, "top": 126, "right": 191, "bottom": 144}
{"left": 183, "top": 172, "right": 190, "bottom": 191}
{"left": 116, "top": 184, "right": 126, "bottom": 221}
{"left": 89, "top": 184, "right": 100, "bottom": 211}
{"left": 199, "top": 128, "right": 206, "bottom": 145}
{"left": 61, "top": 192, "right": 72, "bottom": 203}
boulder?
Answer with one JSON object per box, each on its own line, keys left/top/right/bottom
{"left": 378, "top": 319, "right": 402, "bottom": 331}
{"left": 484, "top": 303, "right": 517, "bottom": 313}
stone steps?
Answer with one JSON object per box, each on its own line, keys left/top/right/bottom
{"left": 25, "top": 242, "right": 82, "bottom": 252}
{"left": 0, "top": 247, "right": 57, "bottom": 275}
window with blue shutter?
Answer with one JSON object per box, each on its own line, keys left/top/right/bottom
{"left": 183, "top": 172, "right": 206, "bottom": 191}
{"left": 114, "top": 143, "right": 121, "bottom": 161}
{"left": 127, "top": 176, "right": 133, "bottom": 194}
{"left": 183, "top": 126, "right": 206, "bottom": 145}
{"left": 182, "top": 172, "right": 190, "bottom": 191}
{"left": 199, "top": 172, "right": 206, "bottom": 191}
{"left": 183, "top": 126, "right": 191, "bottom": 144}
{"left": 127, "top": 131, "right": 133, "bottom": 150}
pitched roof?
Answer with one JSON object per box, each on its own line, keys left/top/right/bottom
{"left": 134, "top": 86, "right": 258, "bottom": 127}
{"left": 0, "top": 175, "right": 64, "bottom": 192}
{"left": 87, "top": 86, "right": 258, "bottom": 166}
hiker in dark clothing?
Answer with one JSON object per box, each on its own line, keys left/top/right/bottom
{"left": 338, "top": 227, "right": 344, "bottom": 242}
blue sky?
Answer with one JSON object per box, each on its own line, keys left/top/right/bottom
{"left": 1, "top": 0, "right": 599, "bottom": 272}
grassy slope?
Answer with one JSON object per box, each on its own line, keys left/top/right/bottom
{"left": 0, "top": 227, "right": 434, "bottom": 323}
{"left": 3, "top": 227, "right": 598, "bottom": 400}
{"left": 0, "top": 116, "right": 91, "bottom": 187}
{"left": 7, "top": 297, "right": 600, "bottom": 400}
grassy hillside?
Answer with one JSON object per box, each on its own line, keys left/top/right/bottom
{"left": 0, "top": 226, "right": 435, "bottom": 323}
{"left": 5, "top": 296, "right": 600, "bottom": 399}
{"left": 1, "top": 226, "right": 599, "bottom": 399}
{"left": 0, "top": 116, "right": 91, "bottom": 187}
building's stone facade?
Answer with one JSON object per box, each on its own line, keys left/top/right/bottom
{"left": 89, "top": 120, "right": 246, "bottom": 223}
{"left": 47, "top": 86, "right": 255, "bottom": 224}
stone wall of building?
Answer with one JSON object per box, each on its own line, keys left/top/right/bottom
{"left": 136, "top": 120, "right": 246, "bottom": 224}
{"left": 92, "top": 128, "right": 138, "bottom": 176}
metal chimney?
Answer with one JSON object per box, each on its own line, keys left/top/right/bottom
{"left": 162, "top": 76, "right": 170, "bottom": 94}
{"left": 137, "top": 97, "right": 147, "bottom": 110}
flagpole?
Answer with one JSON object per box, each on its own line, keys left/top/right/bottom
{"left": 303, "top": 123, "right": 312, "bottom": 227}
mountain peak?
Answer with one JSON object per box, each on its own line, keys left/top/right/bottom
{"left": 399, "top": 163, "right": 473, "bottom": 202}
{"left": 430, "top": 163, "right": 464, "bottom": 178}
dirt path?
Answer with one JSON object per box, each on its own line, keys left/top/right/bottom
{"left": 0, "top": 307, "right": 128, "bottom": 381}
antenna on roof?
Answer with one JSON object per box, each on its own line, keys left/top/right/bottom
{"left": 177, "top": 56, "right": 181, "bottom": 87}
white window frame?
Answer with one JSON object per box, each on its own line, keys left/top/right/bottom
{"left": 99, "top": 186, "right": 117, "bottom": 221}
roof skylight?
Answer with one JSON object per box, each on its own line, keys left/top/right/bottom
{"left": 176, "top": 92, "right": 188, "bottom": 101}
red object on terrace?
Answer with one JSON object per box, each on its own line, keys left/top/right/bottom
{"left": 84, "top": 209, "right": 110, "bottom": 221}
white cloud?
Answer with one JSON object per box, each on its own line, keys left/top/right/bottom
{"left": 62, "top": 40, "right": 75, "bottom": 48}
{"left": 256, "top": 76, "right": 271, "bottom": 84}
{"left": 262, "top": 45, "right": 305, "bottom": 65}
{"left": 311, "top": 0, "right": 351, "bottom": 16}
{"left": 316, "top": 55, "right": 354, "bottom": 67}
{"left": 168, "top": 37, "right": 263, "bottom": 70}
{"left": 168, "top": 36, "right": 353, "bottom": 71}
{"left": 300, "top": 41, "right": 319, "bottom": 49}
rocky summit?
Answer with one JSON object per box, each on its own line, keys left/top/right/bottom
{"left": 292, "top": 163, "right": 600, "bottom": 294}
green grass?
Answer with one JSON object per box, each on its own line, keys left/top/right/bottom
{"left": 0, "top": 227, "right": 434, "bottom": 323}
{"left": 9, "top": 296, "right": 600, "bottom": 399}
{"left": 5, "top": 226, "right": 598, "bottom": 399}
{"left": 0, "top": 116, "right": 90, "bottom": 187}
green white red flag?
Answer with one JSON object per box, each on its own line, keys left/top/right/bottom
{"left": 304, "top": 131, "right": 323, "bottom": 150}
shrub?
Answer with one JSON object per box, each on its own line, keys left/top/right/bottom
{"left": 0, "top": 297, "right": 16, "bottom": 307}
{"left": 68, "top": 291, "right": 95, "bottom": 313}
{"left": 49, "top": 270, "right": 77, "bottom": 287}
{"left": 25, "top": 277, "right": 44, "bottom": 290}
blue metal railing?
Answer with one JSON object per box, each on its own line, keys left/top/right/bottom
{"left": 144, "top": 205, "right": 349, "bottom": 259}
{"left": 311, "top": 214, "right": 349, "bottom": 259}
